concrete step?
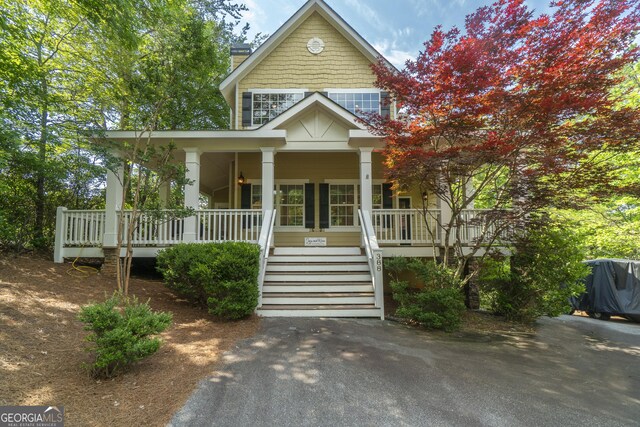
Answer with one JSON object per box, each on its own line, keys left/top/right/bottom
{"left": 256, "top": 305, "right": 382, "bottom": 318}
{"left": 273, "top": 247, "right": 361, "bottom": 256}
{"left": 263, "top": 283, "right": 373, "bottom": 293}
{"left": 268, "top": 255, "right": 368, "bottom": 263}
{"left": 264, "top": 273, "right": 372, "bottom": 282}
{"left": 266, "top": 263, "right": 370, "bottom": 272}
{"left": 262, "top": 292, "right": 375, "bottom": 305}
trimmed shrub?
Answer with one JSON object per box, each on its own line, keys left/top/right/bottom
{"left": 156, "top": 242, "right": 260, "bottom": 319}
{"left": 479, "top": 221, "right": 590, "bottom": 323}
{"left": 386, "top": 258, "right": 466, "bottom": 332}
{"left": 78, "top": 294, "right": 172, "bottom": 379}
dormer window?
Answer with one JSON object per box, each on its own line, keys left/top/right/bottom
{"left": 327, "top": 90, "right": 380, "bottom": 118}
{"left": 249, "top": 90, "right": 305, "bottom": 126}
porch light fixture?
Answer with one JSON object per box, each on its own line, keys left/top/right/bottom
{"left": 237, "top": 172, "right": 245, "bottom": 185}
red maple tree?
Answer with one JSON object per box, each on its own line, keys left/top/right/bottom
{"left": 367, "top": 0, "right": 640, "bottom": 279}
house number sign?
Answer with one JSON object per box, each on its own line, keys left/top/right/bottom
{"left": 305, "top": 237, "right": 327, "bottom": 246}
{"left": 307, "top": 37, "right": 325, "bottom": 54}
{"left": 375, "top": 252, "right": 382, "bottom": 272}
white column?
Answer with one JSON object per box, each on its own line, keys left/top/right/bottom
{"left": 359, "top": 147, "right": 373, "bottom": 215}
{"left": 439, "top": 196, "right": 454, "bottom": 246}
{"left": 465, "top": 179, "right": 475, "bottom": 209}
{"left": 103, "top": 163, "right": 124, "bottom": 247}
{"left": 228, "top": 161, "right": 234, "bottom": 208}
{"left": 261, "top": 148, "right": 275, "bottom": 213}
{"left": 159, "top": 181, "right": 171, "bottom": 208}
{"left": 53, "top": 206, "right": 67, "bottom": 263}
{"left": 183, "top": 148, "right": 201, "bottom": 242}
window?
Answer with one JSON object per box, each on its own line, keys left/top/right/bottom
{"left": 252, "top": 92, "right": 304, "bottom": 125}
{"left": 278, "top": 184, "right": 304, "bottom": 226}
{"left": 330, "top": 184, "right": 357, "bottom": 227}
{"left": 328, "top": 92, "right": 380, "bottom": 117}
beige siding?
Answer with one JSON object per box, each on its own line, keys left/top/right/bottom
{"left": 237, "top": 12, "right": 380, "bottom": 129}
{"left": 211, "top": 188, "right": 229, "bottom": 207}
{"left": 238, "top": 152, "right": 385, "bottom": 185}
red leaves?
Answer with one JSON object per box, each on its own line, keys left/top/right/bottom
{"left": 369, "top": 0, "right": 640, "bottom": 206}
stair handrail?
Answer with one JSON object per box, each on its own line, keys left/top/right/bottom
{"left": 358, "top": 209, "right": 384, "bottom": 319}
{"left": 257, "top": 210, "right": 277, "bottom": 307}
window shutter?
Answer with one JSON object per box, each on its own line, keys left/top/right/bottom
{"left": 382, "top": 183, "right": 393, "bottom": 209}
{"left": 240, "top": 184, "right": 252, "bottom": 209}
{"left": 304, "top": 91, "right": 313, "bottom": 98}
{"left": 304, "top": 183, "right": 315, "bottom": 229}
{"left": 382, "top": 183, "right": 393, "bottom": 228}
{"left": 319, "top": 183, "right": 329, "bottom": 229}
{"left": 380, "top": 91, "right": 391, "bottom": 119}
{"left": 242, "top": 92, "right": 252, "bottom": 127}
{"left": 320, "top": 91, "right": 328, "bottom": 97}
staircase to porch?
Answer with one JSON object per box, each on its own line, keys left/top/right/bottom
{"left": 257, "top": 247, "right": 382, "bottom": 318}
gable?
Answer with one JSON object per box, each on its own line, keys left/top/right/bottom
{"left": 240, "top": 11, "right": 376, "bottom": 92}
{"left": 284, "top": 107, "right": 350, "bottom": 143}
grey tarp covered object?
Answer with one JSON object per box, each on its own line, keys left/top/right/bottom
{"left": 570, "top": 259, "right": 640, "bottom": 321}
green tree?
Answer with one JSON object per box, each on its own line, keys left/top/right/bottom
{"left": 0, "top": 0, "right": 257, "bottom": 257}
{"left": 550, "top": 60, "right": 640, "bottom": 260}
{"left": 0, "top": 0, "right": 105, "bottom": 250}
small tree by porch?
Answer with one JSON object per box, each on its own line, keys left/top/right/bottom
{"left": 99, "top": 136, "right": 192, "bottom": 295}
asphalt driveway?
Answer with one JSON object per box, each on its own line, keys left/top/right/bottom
{"left": 170, "top": 315, "right": 640, "bottom": 427}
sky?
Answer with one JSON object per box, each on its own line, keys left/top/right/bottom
{"left": 239, "top": 0, "right": 553, "bottom": 68}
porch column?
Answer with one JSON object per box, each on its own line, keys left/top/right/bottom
{"left": 439, "top": 197, "right": 454, "bottom": 246}
{"left": 261, "top": 147, "right": 275, "bottom": 213}
{"left": 183, "top": 148, "right": 201, "bottom": 242}
{"left": 103, "top": 162, "right": 124, "bottom": 247}
{"left": 465, "top": 179, "right": 475, "bottom": 209}
{"left": 359, "top": 147, "right": 373, "bottom": 215}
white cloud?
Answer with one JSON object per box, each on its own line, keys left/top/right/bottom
{"left": 373, "top": 40, "right": 415, "bottom": 69}
{"left": 242, "top": 0, "right": 268, "bottom": 38}
{"left": 344, "top": 0, "right": 387, "bottom": 30}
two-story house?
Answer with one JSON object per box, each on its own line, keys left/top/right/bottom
{"left": 53, "top": 0, "right": 482, "bottom": 318}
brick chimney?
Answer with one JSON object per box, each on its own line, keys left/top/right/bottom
{"left": 230, "top": 43, "right": 252, "bottom": 71}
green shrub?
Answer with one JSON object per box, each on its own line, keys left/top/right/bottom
{"left": 156, "top": 242, "right": 260, "bottom": 319}
{"left": 78, "top": 294, "right": 172, "bottom": 379}
{"left": 386, "top": 258, "right": 466, "bottom": 332}
{"left": 479, "top": 221, "right": 590, "bottom": 323}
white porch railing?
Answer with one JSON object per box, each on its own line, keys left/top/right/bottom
{"left": 257, "top": 210, "right": 276, "bottom": 308}
{"left": 60, "top": 209, "right": 106, "bottom": 246}
{"left": 55, "top": 208, "right": 263, "bottom": 251}
{"left": 119, "top": 210, "right": 185, "bottom": 245}
{"left": 372, "top": 209, "right": 441, "bottom": 245}
{"left": 458, "top": 209, "right": 511, "bottom": 244}
{"left": 359, "top": 209, "right": 384, "bottom": 319}
{"left": 197, "top": 209, "right": 262, "bottom": 243}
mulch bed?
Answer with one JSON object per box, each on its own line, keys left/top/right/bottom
{"left": 0, "top": 254, "right": 260, "bottom": 426}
